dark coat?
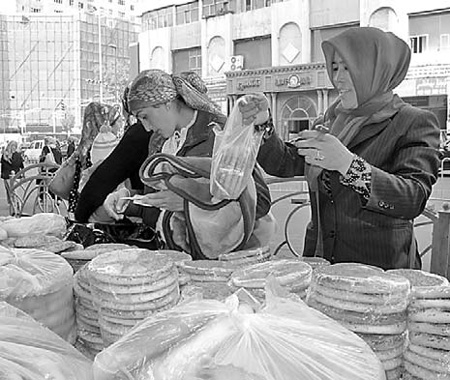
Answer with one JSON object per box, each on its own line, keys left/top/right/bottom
{"left": 257, "top": 104, "right": 441, "bottom": 270}
{"left": 1, "top": 152, "right": 24, "bottom": 179}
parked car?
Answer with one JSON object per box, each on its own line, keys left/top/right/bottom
{"left": 23, "top": 140, "right": 45, "bottom": 163}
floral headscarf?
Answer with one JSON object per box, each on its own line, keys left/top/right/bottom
{"left": 3, "top": 141, "right": 18, "bottom": 163}
{"left": 127, "top": 69, "right": 224, "bottom": 117}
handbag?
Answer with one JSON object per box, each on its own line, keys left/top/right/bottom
{"left": 48, "top": 155, "right": 78, "bottom": 200}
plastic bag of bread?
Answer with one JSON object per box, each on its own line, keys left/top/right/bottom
{"left": 210, "top": 100, "right": 264, "bottom": 200}
{"left": 93, "top": 279, "right": 385, "bottom": 380}
{"left": 0, "top": 301, "right": 93, "bottom": 380}
{"left": 0, "top": 213, "right": 67, "bottom": 238}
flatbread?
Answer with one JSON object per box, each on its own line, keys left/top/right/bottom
{"left": 379, "top": 355, "right": 403, "bottom": 371}
{"left": 308, "top": 291, "right": 407, "bottom": 314}
{"left": 385, "top": 366, "right": 403, "bottom": 380}
{"left": 408, "top": 342, "right": 450, "bottom": 361}
{"left": 409, "top": 307, "right": 450, "bottom": 324}
{"left": 218, "top": 246, "right": 271, "bottom": 261}
{"left": 387, "top": 269, "right": 448, "bottom": 289}
{"left": 340, "top": 320, "right": 407, "bottom": 335}
{"left": 404, "top": 348, "right": 450, "bottom": 374}
{"left": 179, "top": 260, "right": 237, "bottom": 278}
{"left": 230, "top": 259, "right": 312, "bottom": 289}
{"left": 409, "top": 331, "right": 450, "bottom": 351}
{"left": 307, "top": 297, "right": 407, "bottom": 326}
{"left": 374, "top": 344, "right": 404, "bottom": 361}
{"left": 313, "top": 263, "right": 410, "bottom": 295}
{"left": 408, "top": 321, "right": 450, "bottom": 337}
{"left": 87, "top": 249, "right": 174, "bottom": 285}
{"left": 404, "top": 360, "right": 450, "bottom": 380}
{"left": 357, "top": 332, "right": 406, "bottom": 352}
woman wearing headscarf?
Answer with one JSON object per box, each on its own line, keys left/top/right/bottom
{"left": 1, "top": 140, "right": 24, "bottom": 205}
{"left": 245, "top": 27, "right": 440, "bottom": 270}
{"left": 100, "top": 69, "right": 273, "bottom": 259}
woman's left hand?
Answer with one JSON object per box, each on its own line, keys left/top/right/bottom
{"left": 138, "top": 189, "right": 184, "bottom": 211}
{"left": 294, "top": 130, "right": 354, "bottom": 175}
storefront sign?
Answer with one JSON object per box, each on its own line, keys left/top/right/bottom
{"left": 275, "top": 74, "right": 313, "bottom": 89}
{"left": 236, "top": 78, "right": 262, "bottom": 91}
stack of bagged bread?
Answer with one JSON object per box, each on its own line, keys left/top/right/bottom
{"left": 229, "top": 259, "right": 313, "bottom": 302}
{"left": 177, "top": 260, "right": 236, "bottom": 301}
{"left": 73, "top": 263, "right": 104, "bottom": 359}
{"left": 271, "top": 254, "right": 330, "bottom": 271}
{"left": 160, "top": 250, "right": 193, "bottom": 287}
{"left": 307, "top": 263, "right": 410, "bottom": 380}
{"left": 61, "top": 243, "right": 130, "bottom": 273}
{"left": 388, "top": 269, "right": 450, "bottom": 380}
{"left": 0, "top": 246, "right": 76, "bottom": 343}
{"left": 218, "top": 246, "right": 271, "bottom": 266}
{"left": 86, "top": 248, "right": 181, "bottom": 346}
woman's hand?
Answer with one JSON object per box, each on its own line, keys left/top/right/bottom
{"left": 294, "top": 130, "right": 354, "bottom": 175}
{"left": 238, "top": 93, "right": 270, "bottom": 126}
{"left": 103, "top": 187, "right": 131, "bottom": 220}
{"left": 138, "top": 189, "right": 184, "bottom": 212}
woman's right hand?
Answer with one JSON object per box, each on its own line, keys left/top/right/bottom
{"left": 103, "top": 187, "right": 131, "bottom": 221}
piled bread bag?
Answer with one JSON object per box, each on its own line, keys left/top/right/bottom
{"left": 388, "top": 269, "right": 450, "bottom": 380}
{"left": 307, "top": 263, "right": 410, "bottom": 380}
{"left": 93, "top": 279, "right": 386, "bottom": 380}
{"left": 0, "top": 301, "right": 92, "bottom": 380}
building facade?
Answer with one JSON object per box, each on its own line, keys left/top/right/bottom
{"left": 135, "top": 0, "right": 450, "bottom": 140}
{"left": 0, "top": 12, "right": 138, "bottom": 135}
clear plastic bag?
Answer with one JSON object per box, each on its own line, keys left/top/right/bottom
{"left": 210, "top": 102, "right": 264, "bottom": 200}
{"left": 0, "top": 301, "right": 93, "bottom": 380}
{"left": 93, "top": 280, "right": 385, "bottom": 380}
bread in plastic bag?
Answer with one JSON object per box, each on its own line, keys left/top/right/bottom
{"left": 210, "top": 101, "right": 264, "bottom": 200}
{"left": 0, "top": 247, "right": 76, "bottom": 341}
{"left": 0, "top": 213, "right": 67, "bottom": 238}
{"left": 0, "top": 301, "right": 93, "bottom": 380}
{"left": 93, "top": 278, "right": 386, "bottom": 380}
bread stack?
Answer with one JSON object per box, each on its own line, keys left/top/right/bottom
{"left": 159, "top": 250, "right": 192, "bottom": 287}
{"left": 73, "top": 264, "right": 104, "bottom": 358}
{"left": 229, "top": 259, "right": 313, "bottom": 302}
{"left": 0, "top": 247, "right": 76, "bottom": 343}
{"left": 87, "top": 248, "right": 180, "bottom": 346}
{"left": 218, "top": 246, "right": 271, "bottom": 266}
{"left": 61, "top": 243, "right": 130, "bottom": 273}
{"left": 307, "top": 263, "right": 410, "bottom": 380}
{"left": 388, "top": 269, "right": 450, "bottom": 380}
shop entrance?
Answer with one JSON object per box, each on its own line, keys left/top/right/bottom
{"left": 280, "top": 95, "right": 317, "bottom": 140}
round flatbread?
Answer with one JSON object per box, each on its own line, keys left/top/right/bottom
{"left": 308, "top": 291, "right": 407, "bottom": 314}
{"left": 99, "top": 296, "right": 178, "bottom": 319}
{"left": 404, "top": 348, "right": 450, "bottom": 374}
{"left": 310, "top": 282, "right": 407, "bottom": 305}
{"left": 230, "top": 259, "right": 312, "bottom": 289}
{"left": 91, "top": 280, "right": 179, "bottom": 305}
{"left": 409, "top": 307, "right": 450, "bottom": 324}
{"left": 94, "top": 284, "right": 180, "bottom": 311}
{"left": 410, "top": 298, "right": 450, "bottom": 310}
{"left": 404, "top": 360, "right": 450, "bottom": 380}
{"left": 178, "top": 260, "right": 237, "bottom": 278}
{"left": 380, "top": 355, "right": 403, "bottom": 371}
{"left": 218, "top": 246, "right": 271, "bottom": 261}
{"left": 159, "top": 250, "right": 192, "bottom": 265}
{"left": 385, "top": 366, "right": 404, "bottom": 380}
{"left": 408, "top": 321, "right": 450, "bottom": 337}
{"left": 301, "top": 257, "right": 330, "bottom": 270}
{"left": 408, "top": 342, "right": 450, "bottom": 361}
{"left": 387, "top": 269, "right": 448, "bottom": 289}
{"left": 411, "top": 286, "right": 450, "bottom": 300}
{"left": 357, "top": 332, "right": 406, "bottom": 352}
{"left": 340, "top": 320, "right": 407, "bottom": 335}
{"left": 87, "top": 249, "right": 174, "bottom": 285}
{"left": 307, "top": 297, "right": 407, "bottom": 326}
{"left": 409, "top": 331, "right": 450, "bottom": 351}
{"left": 313, "top": 263, "right": 410, "bottom": 295}
{"left": 90, "top": 269, "right": 178, "bottom": 295}
{"left": 375, "top": 344, "right": 404, "bottom": 361}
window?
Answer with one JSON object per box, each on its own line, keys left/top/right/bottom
{"left": 176, "top": 2, "right": 199, "bottom": 25}
{"left": 31, "top": 7, "right": 41, "bottom": 12}
{"left": 202, "top": 0, "right": 231, "bottom": 18}
{"left": 410, "top": 35, "right": 428, "bottom": 53}
{"left": 54, "top": 0, "right": 62, "bottom": 3}
{"left": 118, "top": 0, "right": 125, "bottom": 5}
{"left": 173, "top": 47, "right": 201, "bottom": 76}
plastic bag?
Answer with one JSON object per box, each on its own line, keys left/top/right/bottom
{"left": 210, "top": 101, "right": 264, "bottom": 200}
{"left": 0, "top": 213, "right": 67, "bottom": 238}
{"left": 0, "top": 301, "right": 93, "bottom": 380}
{"left": 93, "top": 280, "right": 385, "bottom": 380}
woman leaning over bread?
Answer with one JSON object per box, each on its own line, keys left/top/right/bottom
{"left": 243, "top": 27, "right": 440, "bottom": 270}
{"left": 101, "top": 69, "right": 274, "bottom": 260}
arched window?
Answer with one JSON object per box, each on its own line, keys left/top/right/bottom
{"left": 369, "top": 7, "right": 398, "bottom": 33}
{"left": 280, "top": 96, "right": 317, "bottom": 140}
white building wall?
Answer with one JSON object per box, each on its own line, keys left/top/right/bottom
{"left": 139, "top": 28, "right": 172, "bottom": 72}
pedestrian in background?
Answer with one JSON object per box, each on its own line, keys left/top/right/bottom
{"left": 1, "top": 140, "right": 24, "bottom": 206}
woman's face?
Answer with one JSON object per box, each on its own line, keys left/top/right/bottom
{"left": 135, "top": 103, "right": 176, "bottom": 138}
{"left": 332, "top": 53, "right": 358, "bottom": 109}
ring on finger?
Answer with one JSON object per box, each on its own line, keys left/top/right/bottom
{"left": 315, "top": 150, "right": 325, "bottom": 161}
